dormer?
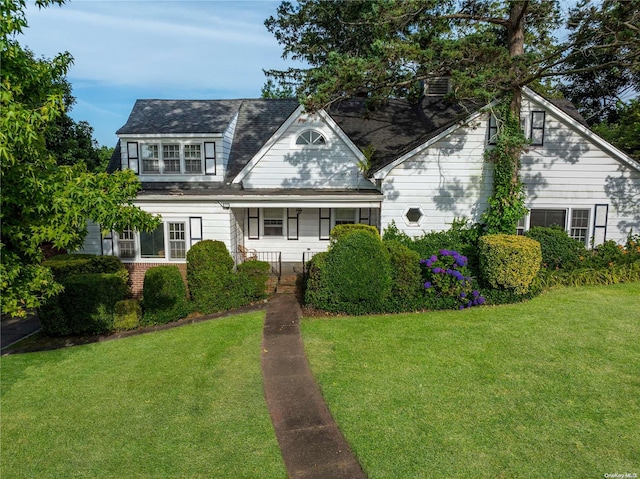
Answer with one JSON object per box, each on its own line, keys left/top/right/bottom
{"left": 116, "top": 99, "right": 243, "bottom": 183}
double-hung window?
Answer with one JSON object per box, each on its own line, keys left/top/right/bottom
{"left": 570, "top": 209, "right": 590, "bottom": 245}
{"left": 118, "top": 227, "right": 136, "bottom": 258}
{"left": 184, "top": 144, "right": 202, "bottom": 173}
{"left": 263, "top": 208, "right": 284, "bottom": 236}
{"left": 334, "top": 208, "right": 356, "bottom": 225}
{"left": 530, "top": 111, "right": 545, "bottom": 146}
{"left": 168, "top": 222, "right": 186, "bottom": 258}
{"left": 141, "top": 144, "right": 160, "bottom": 173}
{"left": 162, "top": 144, "right": 181, "bottom": 173}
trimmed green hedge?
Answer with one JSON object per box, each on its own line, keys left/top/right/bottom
{"left": 525, "top": 226, "right": 585, "bottom": 270}
{"left": 306, "top": 230, "right": 392, "bottom": 314}
{"left": 479, "top": 234, "right": 542, "bottom": 294}
{"left": 142, "top": 266, "right": 190, "bottom": 325}
{"left": 330, "top": 223, "right": 380, "bottom": 244}
{"left": 187, "top": 240, "right": 253, "bottom": 313}
{"left": 40, "top": 273, "right": 128, "bottom": 336}
{"left": 236, "top": 260, "right": 271, "bottom": 301}
{"left": 385, "top": 240, "right": 423, "bottom": 312}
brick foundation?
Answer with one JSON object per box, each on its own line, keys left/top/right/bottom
{"left": 125, "top": 263, "right": 188, "bottom": 298}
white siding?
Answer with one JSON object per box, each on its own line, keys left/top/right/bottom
{"left": 381, "top": 119, "right": 493, "bottom": 235}
{"left": 135, "top": 200, "right": 231, "bottom": 249}
{"left": 243, "top": 208, "right": 330, "bottom": 262}
{"left": 520, "top": 97, "right": 640, "bottom": 243}
{"left": 242, "top": 113, "right": 374, "bottom": 190}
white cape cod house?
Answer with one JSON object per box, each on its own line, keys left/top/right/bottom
{"left": 81, "top": 87, "right": 640, "bottom": 295}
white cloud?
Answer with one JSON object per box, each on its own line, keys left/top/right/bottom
{"left": 22, "top": 1, "right": 292, "bottom": 91}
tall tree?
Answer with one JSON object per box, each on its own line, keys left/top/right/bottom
{"left": 265, "top": 0, "right": 640, "bottom": 232}
{"left": 1, "top": 0, "right": 159, "bottom": 317}
{"left": 560, "top": 0, "right": 640, "bottom": 124}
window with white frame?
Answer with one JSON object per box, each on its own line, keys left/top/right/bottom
{"left": 296, "top": 130, "right": 326, "bottom": 146}
{"left": 334, "top": 208, "right": 357, "bottom": 225}
{"left": 141, "top": 144, "right": 160, "bottom": 173}
{"left": 118, "top": 226, "right": 136, "bottom": 258}
{"left": 530, "top": 209, "right": 567, "bottom": 229}
{"left": 162, "top": 144, "right": 181, "bottom": 173}
{"left": 137, "top": 142, "right": 212, "bottom": 175}
{"left": 263, "top": 208, "right": 284, "bottom": 236}
{"left": 140, "top": 225, "right": 165, "bottom": 258}
{"left": 530, "top": 111, "right": 545, "bottom": 146}
{"left": 183, "top": 144, "right": 203, "bottom": 173}
{"left": 168, "top": 222, "right": 186, "bottom": 258}
{"left": 570, "top": 209, "right": 590, "bottom": 245}
{"left": 516, "top": 216, "right": 526, "bottom": 236}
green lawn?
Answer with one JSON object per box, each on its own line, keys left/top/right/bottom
{"left": 1, "top": 312, "right": 286, "bottom": 479}
{"left": 301, "top": 282, "right": 640, "bottom": 479}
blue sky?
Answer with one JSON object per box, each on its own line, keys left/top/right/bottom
{"left": 21, "top": 0, "right": 299, "bottom": 147}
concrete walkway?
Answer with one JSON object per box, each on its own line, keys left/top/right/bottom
{"left": 262, "top": 293, "right": 366, "bottom": 479}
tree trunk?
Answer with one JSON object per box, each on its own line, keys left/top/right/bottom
{"left": 507, "top": 0, "right": 528, "bottom": 118}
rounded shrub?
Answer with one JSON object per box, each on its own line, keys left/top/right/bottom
{"left": 384, "top": 240, "right": 423, "bottom": 311}
{"left": 40, "top": 273, "right": 128, "bottom": 336}
{"left": 304, "top": 252, "right": 332, "bottom": 309}
{"left": 114, "top": 299, "right": 142, "bottom": 331}
{"left": 187, "top": 240, "right": 248, "bottom": 313}
{"left": 236, "top": 260, "right": 271, "bottom": 301}
{"left": 479, "top": 234, "right": 542, "bottom": 294}
{"left": 330, "top": 223, "right": 380, "bottom": 244}
{"left": 525, "top": 226, "right": 585, "bottom": 270}
{"left": 324, "top": 230, "right": 392, "bottom": 314}
{"left": 142, "top": 266, "right": 190, "bottom": 325}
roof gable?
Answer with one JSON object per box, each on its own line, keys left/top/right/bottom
{"left": 225, "top": 99, "right": 301, "bottom": 182}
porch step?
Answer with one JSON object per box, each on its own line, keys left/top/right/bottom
{"left": 275, "top": 273, "right": 302, "bottom": 295}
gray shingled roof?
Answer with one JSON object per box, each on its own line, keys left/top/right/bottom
{"left": 113, "top": 95, "right": 589, "bottom": 179}
{"left": 328, "top": 97, "right": 479, "bottom": 171}
{"left": 225, "top": 99, "right": 300, "bottom": 182}
{"left": 116, "top": 99, "right": 244, "bottom": 135}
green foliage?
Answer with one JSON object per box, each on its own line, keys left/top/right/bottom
{"left": 384, "top": 241, "right": 423, "bottom": 312}
{"left": 383, "top": 219, "right": 482, "bottom": 275}
{"left": 44, "top": 253, "right": 127, "bottom": 281}
{"left": 142, "top": 266, "right": 190, "bottom": 325}
{"left": 525, "top": 226, "right": 586, "bottom": 270}
{"left": 186, "top": 240, "right": 248, "bottom": 314}
{"left": 591, "top": 99, "right": 640, "bottom": 161}
{"left": 40, "top": 273, "right": 128, "bottom": 336}
{"left": 537, "top": 262, "right": 640, "bottom": 289}
{"left": 479, "top": 235, "right": 542, "bottom": 294}
{"left": 329, "top": 223, "right": 379, "bottom": 244}
{"left": 0, "top": 1, "right": 159, "bottom": 317}
{"left": 236, "top": 260, "right": 271, "bottom": 301}
{"left": 481, "top": 101, "right": 529, "bottom": 234}
{"left": 325, "top": 231, "right": 391, "bottom": 314}
{"left": 305, "top": 232, "right": 392, "bottom": 314}
{"left": 113, "top": 299, "right": 142, "bottom": 331}
{"left": 304, "top": 252, "right": 331, "bottom": 309}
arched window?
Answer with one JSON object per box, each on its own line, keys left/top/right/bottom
{"left": 295, "top": 130, "right": 326, "bottom": 145}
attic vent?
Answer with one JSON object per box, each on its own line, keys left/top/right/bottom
{"left": 425, "top": 77, "right": 450, "bottom": 96}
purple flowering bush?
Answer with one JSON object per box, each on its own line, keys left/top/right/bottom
{"left": 420, "top": 250, "right": 485, "bottom": 310}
